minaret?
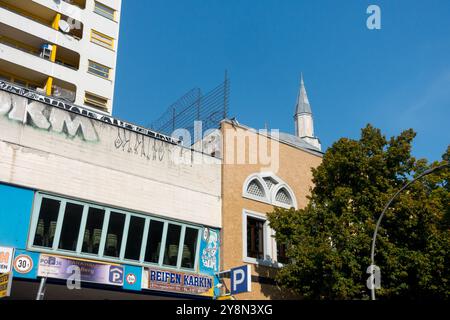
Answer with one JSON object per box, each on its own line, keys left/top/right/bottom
{"left": 294, "top": 74, "right": 321, "bottom": 151}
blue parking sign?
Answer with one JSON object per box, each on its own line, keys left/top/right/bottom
{"left": 230, "top": 265, "right": 251, "bottom": 294}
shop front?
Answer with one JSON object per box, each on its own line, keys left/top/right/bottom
{"left": 0, "top": 80, "right": 222, "bottom": 299}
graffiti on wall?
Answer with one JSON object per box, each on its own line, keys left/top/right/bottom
{"left": 0, "top": 90, "right": 98, "bottom": 141}
{"left": 0, "top": 80, "right": 178, "bottom": 144}
{"left": 114, "top": 127, "right": 199, "bottom": 165}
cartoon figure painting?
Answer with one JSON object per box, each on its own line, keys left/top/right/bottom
{"left": 200, "top": 227, "right": 219, "bottom": 273}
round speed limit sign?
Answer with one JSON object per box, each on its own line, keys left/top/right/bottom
{"left": 14, "top": 255, "right": 33, "bottom": 274}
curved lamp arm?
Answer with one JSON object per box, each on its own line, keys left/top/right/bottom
{"left": 370, "top": 162, "right": 449, "bottom": 300}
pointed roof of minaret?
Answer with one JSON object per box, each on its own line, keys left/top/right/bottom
{"left": 295, "top": 73, "right": 312, "bottom": 115}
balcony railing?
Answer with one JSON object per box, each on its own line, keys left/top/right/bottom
{"left": 0, "top": 36, "right": 78, "bottom": 71}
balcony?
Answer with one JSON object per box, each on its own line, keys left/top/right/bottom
{"left": 0, "top": 0, "right": 83, "bottom": 41}
{"left": 0, "top": 23, "right": 80, "bottom": 71}
{"left": 0, "top": 60, "right": 76, "bottom": 103}
{"left": 61, "top": 0, "right": 86, "bottom": 9}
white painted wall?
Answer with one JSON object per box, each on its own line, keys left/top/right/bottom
{"left": 0, "top": 90, "right": 222, "bottom": 228}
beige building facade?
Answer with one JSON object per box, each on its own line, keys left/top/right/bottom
{"left": 219, "top": 120, "right": 322, "bottom": 299}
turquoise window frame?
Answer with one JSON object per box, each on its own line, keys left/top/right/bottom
{"left": 27, "top": 192, "right": 203, "bottom": 272}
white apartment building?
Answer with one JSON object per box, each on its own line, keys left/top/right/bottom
{"left": 0, "top": 0, "right": 121, "bottom": 114}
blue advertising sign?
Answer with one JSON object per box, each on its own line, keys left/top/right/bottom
{"left": 230, "top": 265, "right": 252, "bottom": 295}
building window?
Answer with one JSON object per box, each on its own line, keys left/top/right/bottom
{"left": 104, "top": 212, "right": 125, "bottom": 258}
{"left": 163, "top": 224, "right": 182, "bottom": 267}
{"left": 85, "top": 92, "right": 108, "bottom": 110}
{"left": 277, "top": 242, "right": 289, "bottom": 265}
{"left": 91, "top": 29, "right": 114, "bottom": 50}
{"left": 144, "top": 220, "right": 164, "bottom": 264}
{"left": 181, "top": 228, "right": 199, "bottom": 269}
{"left": 82, "top": 207, "right": 105, "bottom": 255}
{"left": 58, "top": 203, "right": 84, "bottom": 251}
{"left": 243, "top": 173, "right": 298, "bottom": 209}
{"left": 88, "top": 60, "right": 111, "bottom": 79}
{"left": 246, "top": 216, "right": 265, "bottom": 260}
{"left": 94, "top": 1, "right": 116, "bottom": 21}
{"left": 29, "top": 193, "right": 202, "bottom": 270}
{"left": 247, "top": 180, "right": 265, "bottom": 198}
{"left": 243, "top": 210, "right": 287, "bottom": 266}
{"left": 124, "top": 216, "right": 145, "bottom": 261}
{"left": 275, "top": 189, "right": 292, "bottom": 206}
{"left": 33, "top": 198, "right": 61, "bottom": 248}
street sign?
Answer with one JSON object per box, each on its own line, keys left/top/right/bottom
{"left": 230, "top": 265, "right": 251, "bottom": 295}
{"left": 0, "top": 272, "right": 13, "bottom": 298}
{"left": 0, "top": 247, "right": 14, "bottom": 274}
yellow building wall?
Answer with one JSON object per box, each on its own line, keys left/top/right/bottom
{"left": 220, "top": 121, "right": 323, "bottom": 300}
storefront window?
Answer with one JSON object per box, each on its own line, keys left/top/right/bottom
{"left": 124, "top": 216, "right": 145, "bottom": 261}
{"left": 82, "top": 207, "right": 105, "bottom": 255}
{"left": 163, "top": 224, "right": 181, "bottom": 266}
{"left": 58, "top": 203, "right": 84, "bottom": 251}
{"left": 33, "top": 198, "right": 61, "bottom": 248}
{"left": 144, "top": 220, "right": 164, "bottom": 264}
{"left": 181, "top": 227, "right": 198, "bottom": 269}
{"left": 104, "top": 212, "right": 125, "bottom": 258}
{"left": 29, "top": 193, "right": 205, "bottom": 271}
{"left": 247, "top": 217, "right": 265, "bottom": 259}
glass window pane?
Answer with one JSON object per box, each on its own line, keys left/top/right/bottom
{"left": 277, "top": 242, "right": 289, "bottom": 264}
{"left": 94, "top": 2, "right": 115, "bottom": 20}
{"left": 163, "top": 224, "right": 181, "bottom": 266}
{"left": 124, "top": 216, "right": 145, "bottom": 261}
{"left": 33, "top": 198, "right": 61, "bottom": 248}
{"left": 58, "top": 203, "right": 84, "bottom": 251}
{"left": 247, "top": 217, "right": 265, "bottom": 259}
{"left": 104, "top": 212, "right": 125, "bottom": 258}
{"left": 82, "top": 207, "right": 105, "bottom": 255}
{"left": 144, "top": 220, "right": 164, "bottom": 264}
{"left": 181, "top": 228, "right": 198, "bottom": 269}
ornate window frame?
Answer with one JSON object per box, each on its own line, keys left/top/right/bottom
{"left": 242, "top": 172, "right": 298, "bottom": 209}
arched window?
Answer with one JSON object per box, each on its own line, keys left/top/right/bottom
{"left": 246, "top": 179, "right": 266, "bottom": 198}
{"left": 275, "top": 188, "right": 292, "bottom": 206}
{"left": 242, "top": 173, "right": 297, "bottom": 209}
{"left": 263, "top": 177, "right": 278, "bottom": 190}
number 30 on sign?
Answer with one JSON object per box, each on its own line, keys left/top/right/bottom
{"left": 14, "top": 255, "right": 33, "bottom": 274}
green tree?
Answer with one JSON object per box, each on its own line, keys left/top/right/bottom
{"left": 268, "top": 125, "right": 449, "bottom": 300}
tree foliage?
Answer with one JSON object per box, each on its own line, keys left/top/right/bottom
{"left": 268, "top": 125, "right": 449, "bottom": 299}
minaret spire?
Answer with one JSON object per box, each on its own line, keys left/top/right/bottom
{"left": 294, "top": 73, "right": 322, "bottom": 151}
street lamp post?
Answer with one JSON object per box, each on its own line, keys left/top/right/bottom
{"left": 370, "top": 162, "right": 449, "bottom": 300}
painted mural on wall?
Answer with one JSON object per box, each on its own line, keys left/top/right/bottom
{"left": 199, "top": 227, "right": 220, "bottom": 275}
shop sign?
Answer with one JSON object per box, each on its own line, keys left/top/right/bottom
{"left": 142, "top": 267, "right": 214, "bottom": 297}
{"left": 0, "top": 273, "right": 12, "bottom": 298}
{"left": 0, "top": 247, "right": 14, "bottom": 274}
{"left": 38, "top": 254, "right": 123, "bottom": 286}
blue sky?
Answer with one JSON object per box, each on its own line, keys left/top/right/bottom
{"left": 113, "top": 0, "right": 450, "bottom": 162}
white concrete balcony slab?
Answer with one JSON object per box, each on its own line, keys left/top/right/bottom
{"left": 0, "top": 41, "right": 78, "bottom": 83}
{"left": 0, "top": 6, "right": 81, "bottom": 53}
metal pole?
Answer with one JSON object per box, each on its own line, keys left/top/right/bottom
{"left": 370, "top": 162, "right": 449, "bottom": 300}
{"left": 36, "top": 277, "right": 47, "bottom": 300}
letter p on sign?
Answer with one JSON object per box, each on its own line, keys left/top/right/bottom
{"left": 230, "top": 265, "right": 251, "bottom": 295}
